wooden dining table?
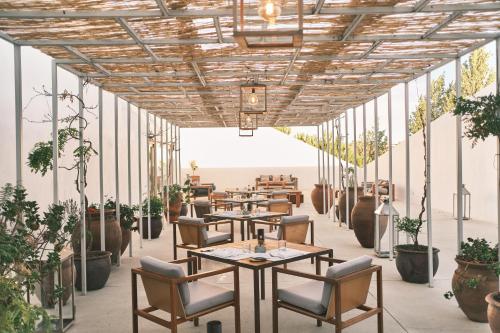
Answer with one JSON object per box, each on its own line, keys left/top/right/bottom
{"left": 187, "top": 240, "right": 333, "bottom": 333}
{"left": 205, "top": 210, "right": 287, "bottom": 241}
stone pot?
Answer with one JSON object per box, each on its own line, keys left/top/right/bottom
{"left": 338, "top": 187, "right": 364, "bottom": 228}
{"left": 453, "top": 258, "right": 498, "bottom": 323}
{"left": 87, "top": 209, "right": 122, "bottom": 265}
{"left": 395, "top": 245, "right": 439, "bottom": 284}
{"left": 120, "top": 227, "right": 130, "bottom": 255}
{"left": 165, "top": 194, "right": 182, "bottom": 223}
{"left": 180, "top": 202, "right": 188, "bottom": 216}
{"left": 311, "top": 184, "right": 333, "bottom": 214}
{"left": 486, "top": 292, "right": 500, "bottom": 332}
{"left": 37, "top": 259, "right": 74, "bottom": 308}
{"left": 75, "top": 251, "right": 111, "bottom": 291}
{"left": 352, "top": 196, "right": 388, "bottom": 248}
{"left": 139, "top": 216, "right": 163, "bottom": 239}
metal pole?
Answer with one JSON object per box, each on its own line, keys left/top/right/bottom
{"left": 78, "top": 77, "right": 86, "bottom": 295}
{"left": 114, "top": 96, "right": 121, "bottom": 267}
{"left": 166, "top": 122, "right": 170, "bottom": 224}
{"left": 321, "top": 123, "right": 326, "bottom": 214}
{"left": 154, "top": 116, "right": 157, "bottom": 194}
{"left": 388, "top": 90, "right": 394, "bottom": 260}
{"left": 51, "top": 60, "right": 58, "bottom": 204}
{"left": 127, "top": 102, "right": 132, "bottom": 257}
{"left": 177, "top": 126, "right": 182, "bottom": 185}
{"left": 426, "top": 71, "right": 434, "bottom": 288}
{"left": 345, "top": 111, "right": 350, "bottom": 228}
{"left": 146, "top": 112, "right": 151, "bottom": 240}
{"left": 405, "top": 82, "right": 411, "bottom": 244}
{"left": 160, "top": 119, "right": 164, "bottom": 197}
{"left": 174, "top": 125, "right": 178, "bottom": 185}
{"left": 338, "top": 118, "right": 342, "bottom": 227}
{"left": 326, "top": 121, "right": 331, "bottom": 216}
{"left": 455, "top": 58, "right": 463, "bottom": 254}
{"left": 98, "top": 87, "right": 105, "bottom": 252}
{"left": 374, "top": 98, "right": 380, "bottom": 253}
{"left": 353, "top": 107, "right": 358, "bottom": 205}
{"left": 316, "top": 125, "right": 320, "bottom": 184}
{"left": 363, "top": 104, "right": 367, "bottom": 195}
{"left": 495, "top": 37, "right": 500, "bottom": 281}
{"left": 14, "top": 44, "right": 22, "bottom": 186}
{"left": 138, "top": 108, "right": 143, "bottom": 248}
{"left": 332, "top": 119, "right": 336, "bottom": 222}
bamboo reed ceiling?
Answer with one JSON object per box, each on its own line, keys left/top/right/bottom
{"left": 0, "top": 0, "right": 499, "bottom": 127}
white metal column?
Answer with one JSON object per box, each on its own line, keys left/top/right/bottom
{"left": 174, "top": 124, "right": 178, "bottom": 185}
{"left": 338, "top": 118, "right": 343, "bottom": 227}
{"left": 317, "top": 125, "right": 321, "bottom": 184}
{"left": 426, "top": 72, "right": 434, "bottom": 288}
{"left": 363, "top": 104, "right": 367, "bottom": 195}
{"left": 405, "top": 82, "right": 410, "bottom": 220}
{"left": 388, "top": 91, "right": 394, "bottom": 260}
{"left": 496, "top": 37, "right": 500, "bottom": 279}
{"left": 160, "top": 119, "right": 164, "bottom": 197}
{"left": 138, "top": 108, "right": 143, "bottom": 248}
{"left": 114, "top": 96, "right": 121, "bottom": 266}
{"left": 326, "top": 121, "right": 331, "bottom": 216}
{"left": 455, "top": 58, "right": 463, "bottom": 253}
{"left": 14, "top": 44, "right": 22, "bottom": 186}
{"left": 177, "top": 126, "right": 181, "bottom": 185}
{"left": 374, "top": 98, "right": 380, "bottom": 253}
{"left": 345, "top": 111, "right": 350, "bottom": 228}
{"left": 166, "top": 122, "right": 170, "bottom": 224}
{"left": 321, "top": 122, "right": 326, "bottom": 214}
{"left": 127, "top": 102, "right": 132, "bottom": 257}
{"left": 353, "top": 107, "right": 358, "bottom": 204}
{"left": 146, "top": 112, "right": 151, "bottom": 240}
{"left": 331, "top": 119, "right": 336, "bottom": 222}
{"left": 98, "top": 87, "right": 105, "bottom": 252}
{"left": 78, "top": 77, "right": 87, "bottom": 295}
{"left": 51, "top": 60, "right": 58, "bottom": 204}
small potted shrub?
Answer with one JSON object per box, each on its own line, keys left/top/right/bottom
{"left": 394, "top": 216, "right": 439, "bottom": 283}
{"left": 164, "top": 184, "right": 183, "bottom": 223}
{"left": 180, "top": 179, "right": 191, "bottom": 217}
{"left": 444, "top": 238, "right": 498, "bottom": 323}
{"left": 139, "top": 196, "right": 163, "bottom": 239}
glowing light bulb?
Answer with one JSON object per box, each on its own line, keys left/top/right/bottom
{"left": 258, "top": 0, "right": 281, "bottom": 25}
{"left": 245, "top": 115, "right": 252, "bottom": 126}
{"left": 265, "top": 2, "right": 275, "bottom": 16}
{"left": 248, "top": 88, "right": 259, "bottom": 106}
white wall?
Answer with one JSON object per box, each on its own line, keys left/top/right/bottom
{"left": 0, "top": 41, "right": 149, "bottom": 210}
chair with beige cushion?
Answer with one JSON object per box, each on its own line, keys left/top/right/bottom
{"left": 267, "top": 198, "right": 293, "bottom": 216}
{"left": 272, "top": 255, "right": 383, "bottom": 333}
{"left": 172, "top": 217, "right": 234, "bottom": 266}
{"left": 132, "top": 256, "right": 240, "bottom": 333}
{"left": 255, "top": 215, "right": 313, "bottom": 245}
{"left": 258, "top": 190, "right": 290, "bottom": 207}
{"left": 211, "top": 191, "right": 232, "bottom": 211}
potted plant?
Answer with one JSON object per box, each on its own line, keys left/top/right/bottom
{"left": 338, "top": 167, "right": 363, "bottom": 228}
{"left": 311, "top": 177, "right": 333, "bottom": 215}
{"left": 443, "top": 238, "right": 498, "bottom": 323}
{"left": 103, "top": 198, "right": 136, "bottom": 255}
{"left": 26, "top": 86, "right": 112, "bottom": 290}
{"left": 180, "top": 179, "right": 191, "bottom": 217}
{"left": 486, "top": 291, "right": 500, "bottom": 332}
{"left": 190, "top": 160, "right": 198, "bottom": 175}
{"left": 85, "top": 201, "right": 121, "bottom": 263}
{"left": 0, "top": 184, "right": 77, "bottom": 330}
{"left": 164, "top": 184, "right": 183, "bottom": 223}
{"left": 139, "top": 196, "right": 163, "bottom": 239}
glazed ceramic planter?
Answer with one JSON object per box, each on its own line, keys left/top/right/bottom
{"left": 352, "top": 196, "right": 387, "bottom": 248}
{"left": 311, "top": 184, "right": 333, "bottom": 214}
{"left": 395, "top": 245, "right": 439, "bottom": 284}
{"left": 486, "top": 292, "right": 500, "bottom": 332}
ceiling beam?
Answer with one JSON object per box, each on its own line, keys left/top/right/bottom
{"left": 313, "top": 0, "right": 326, "bottom": 15}
{"left": 341, "top": 14, "right": 365, "bottom": 41}
{"left": 190, "top": 62, "right": 206, "bottom": 87}
{"left": 421, "top": 12, "right": 462, "bottom": 39}
{"left": 154, "top": 0, "right": 170, "bottom": 16}
{"left": 280, "top": 48, "right": 301, "bottom": 85}
{"left": 213, "top": 16, "right": 223, "bottom": 44}
{"left": 116, "top": 18, "right": 159, "bottom": 61}
{"left": 63, "top": 46, "right": 111, "bottom": 75}
{"left": 414, "top": 0, "right": 431, "bottom": 12}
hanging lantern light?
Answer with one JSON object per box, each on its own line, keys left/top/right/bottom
{"left": 258, "top": 0, "right": 283, "bottom": 25}
{"left": 240, "top": 83, "right": 267, "bottom": 114}
{"left": 239, "top": 112, "right": 258, "bottom": 130}
{"left": 248, "top": 88, "right": 259, "bottom": 106}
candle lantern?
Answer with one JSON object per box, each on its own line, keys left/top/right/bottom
{"left": 240, "top": 83, "right": 267, "bottom": 114}
{"left": 374, "top": 199, "right": 400, "bottom": 259}
{"left": 453, "top": 184, "right": 471, "bottom": 220}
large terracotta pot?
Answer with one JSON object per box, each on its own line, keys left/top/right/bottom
{"left": 453, "top": 258, "right": 498, "bottom": 323}
{"left": 395, "top": 245, "right": 439, "bottom": 284}
{"left": 311, "top": 184, "right": 333, "bottom": 214}
{"left": 120, "top": 227, "right": 130, "bottom": 255}
{"left": 75, "top": 251, "right": 111, "bottom": 291}
{"left": 87, "top": 209, "right": 122, "bottom": 265}
{"left": 486, "top": 292, "right": 500, "bottom": 332}
{"left": 338, "top": 187, "right": 363, "bottom": 228}
{"left": 37, "top": 259, "right": 74, "bottom": 308}
{"left": 352, "top": 196, "right": 388, "bottom": 248}
{"left": 165, "top": 194, "right": 182, "bottom": 223}
{"left": 139, "top": 217, "right": 163, "bottom": 239}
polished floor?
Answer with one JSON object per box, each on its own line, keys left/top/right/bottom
{"left": 69, "top": 196, "right": 494, "bottom": 333}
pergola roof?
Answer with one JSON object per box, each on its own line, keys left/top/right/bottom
{"left": 0, "top": 0, "right": 499, "bottom": 127}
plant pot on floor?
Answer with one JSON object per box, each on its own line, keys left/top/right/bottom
{"left": 120, "top": 227, "right": 131, "bottom": 255}
{"left": 486, "top": 292, "right": 500, "bottom": 332}
{"left": 139, "top": 217, "right": 163, "bottom": 239}
{"left": 180, "top": 202, "right": 188, "bottom": 216}
{"left": 37, "top": 259, "right": 75, "bottom": 308}
{"left": 452, "top": 259, "right": 498, "bottom": 323}
{"left": 352, "top": 196, "right": 388, "bottom": 248}
{"left": 338, "top": 187, "right": 364, "bottom": 228}
{"left": 165, "top": 194, "right": 182, "bottom": 223}
{"left": 311, "top": 184, "right": 333, "bottom": 214}
{"left": 86, "top": 209, "right": 122, "bottom": 265}
{"left": 395, "top": 245, "right": 439, "bottom": 284}
{"left": 75, "top": 251, "right": 112, "bottom": 291}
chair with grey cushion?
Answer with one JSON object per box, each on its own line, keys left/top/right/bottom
{"left": 193, "top": 200, "right": 212, "bottom": 220}
{"left": 255, "top": 215, "right": 314, "bottom": 244}
{"left": 257, "top": 190, "right": 290, "bottom": 207}
{"left": 172, "top": 217, "right": 234, "bottom": 267}
{"left": 272, "top": 255, "right": 382, "bottom": 333}
{"left": 132, "top": 256, "right": 240, "bottom": 333}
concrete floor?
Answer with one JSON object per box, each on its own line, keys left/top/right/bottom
{"left": 67, "top": 197, "right": 495, "bottom": 333}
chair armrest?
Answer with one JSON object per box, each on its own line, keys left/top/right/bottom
{"left": 317, "top": 256, "right": 345, "bottom": 264}
{"left": 181, "top": 266, "right": 237, "bottom": 283}
{"left": 204, "top": 219, "right": 233, "bottom": 226}
{"left": 252, "top": 219, "right": 277, "bottom": 226}
{"left": 170, "top": 257, "right": 198, "bottom": 265}
{"left": 272, "top": 267, "right": 338, "bottom": 284}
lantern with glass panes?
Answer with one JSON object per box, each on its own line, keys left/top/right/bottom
{"left": 233, "top": 0, "right": 303, "bottom": 49}
{"left": 374, "top": 199, "right": 400, "bottom": 259}
{"left": 453, "top": 184, "right": 471, "bottom": 220}
{"left": 239, "top": 112, "right": 259, "bottom": 130}
{"left": 240, "top": 83, "right": 267, "bottom": 114}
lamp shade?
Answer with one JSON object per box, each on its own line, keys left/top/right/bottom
{"left": 374, "top": 200, "right": 399, "bottom": 217}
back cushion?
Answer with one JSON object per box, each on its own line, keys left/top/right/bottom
{"left": 321, "top": 256, "right": 372, "bottom": 308}
{"left": 140, "top": 256, "right": 190, "bottom": 305}
{"left": 268, "top": 198, "right": 289, "bottom": 205}
{"left": 272, "top": 175, "right": 281, "bottom": 182}
{"left": 179, "top": 216, "right": 208, "bottom": 241}
{"left": 278, "top": 215, "right": 309, "bottom": 239}
{"left": 260, "top": 175, "right": 270, "bottom": 181}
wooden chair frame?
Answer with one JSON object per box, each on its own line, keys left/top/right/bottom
{"left": 132, "top": 257, "right": 241, "bottom": 333}
{"left": 272, "top": 257, "right": 383, "bottom": 333}
{"left": 252, "top": 219, "right": 314, "bottom": 247}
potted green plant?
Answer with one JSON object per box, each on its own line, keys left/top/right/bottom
{"left": 26, "top": 86, "right": 112, "bottom": 290}
{"left": 102, "top": 198, "right": 136, "bottom": 255}
{"left": 0, "top": 184, "right": 77, "bottom": 331}
{"left": 139, "top": 196, "right": 163, "bottom": 239}
{"left": 443, "top": 238, "right": 499, "bottom": 323}
{"left": 180, "top": 179, "right": 191, "bottom": 217}
{"left": 163, "top": 184, "right": 183, "bottom": 223}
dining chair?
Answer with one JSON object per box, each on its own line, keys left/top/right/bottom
{"left": 193, "top": 200, "right": 213, "bottom": 221}
{"left": 132, "top": 256, "right": 241, "bottom": 333}
{"left": 267, "top": 198, "right": 293, "bottom": 216}
{"left": 172, "top": 216, "right": 234, "bottom": 268}
{"left": 254, "top": 215, "right": 313, "bottom": 245}
{"left": 211, "top": 191, "right": 232, "bottom": 211}
{"left": 257, "top": 190, "right": 290, "bottom": 207}
{"left": 272, "top": 255, "right": 383, "bottom": 333}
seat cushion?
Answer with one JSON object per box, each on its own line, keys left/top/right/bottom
{"left": 268, "top": 198, "right": 289, "bottom": 205}
{"left": 278, "top": 280, "right": 325, "bottom": 315}
{"left": 264, "top": 230, "right": 279, "bottom": 240}
{"left": 140, "top": 256, "right": 190, "bottom": 305}
{"left": 321, "top": 256, "right": 372, "bottom": 308}
{"left": 206, "top": 231, "right": 231, "bottom": 245}
{"left": 178, "top": 217, "right": 208, "bottom": 241}
{"left": 278, "top": 215, "right": 309, "bottom": 239}
{"left": 184, "top": 281, "right": 234, "bottom": 315}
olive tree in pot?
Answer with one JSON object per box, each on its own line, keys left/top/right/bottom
{"left": 444, "top": 238, "right": 499, "bottom": 323}
{"left": 0, "top": 184, "right": 77, "bottom": 331}
{"left": 26, "top": 86, "right": 111, "bottom": 291}
{"left": 139, "top": 196, "right": 163, "bottom": 239}
{"left": 164, "top": 184, "right": 183, "bottom": 223}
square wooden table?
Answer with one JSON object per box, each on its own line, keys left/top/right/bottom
{"left": 187, "top": 240, "right": 333, "bottom": 333}
{"left": 206, "top": 211, "right": 287, "bottom": 240}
